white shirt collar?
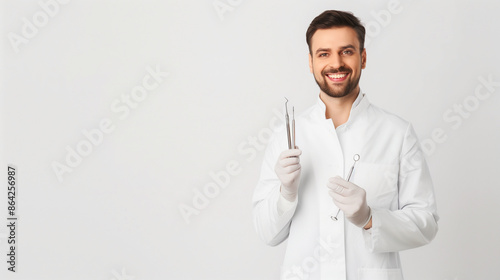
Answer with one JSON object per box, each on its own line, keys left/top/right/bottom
{"left": 314, "top": 90, "right": 369, "bottom": 122}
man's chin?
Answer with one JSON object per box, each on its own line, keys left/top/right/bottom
{"left": 321, "top": 87, "right": 350, "bottom": 98}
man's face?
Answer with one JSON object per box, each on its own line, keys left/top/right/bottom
{"left": 309, "top": 27, "right": 366, "bottom": 98}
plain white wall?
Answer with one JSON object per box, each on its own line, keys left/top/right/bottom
{"left": 1, "top": 0, "right": 499, "bottom": 279}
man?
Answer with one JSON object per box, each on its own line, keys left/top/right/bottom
{"left": 252, "top": 10, "right": 438, "bottom": 280}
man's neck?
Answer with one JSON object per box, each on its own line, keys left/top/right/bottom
{"left": 320, "top": 88, "right": 360, "bottom": 128}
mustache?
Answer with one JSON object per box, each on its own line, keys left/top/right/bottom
{"left": 322, "top": 66, "right": 352, "bottom": 75}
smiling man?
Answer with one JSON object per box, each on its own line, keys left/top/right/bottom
{"left": 253, "top": 10, "right": 439, "bottom": 280}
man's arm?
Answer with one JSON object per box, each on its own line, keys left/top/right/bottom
{"left": 252, "top": 133, "right": 300, "bottom": 246}
{"left": 362, "top": 124, "right": 439, "bottom": 252}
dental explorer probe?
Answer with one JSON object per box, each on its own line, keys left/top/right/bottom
{"left": 331, "top": 154, "right": 360, "bottom": 221}
{"left": 292, "top": 107, "right": 295, "bottom": 149}
{"left": 285, "top": 97, "right": 292, "bottom": 149}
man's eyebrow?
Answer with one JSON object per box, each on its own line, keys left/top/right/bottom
{"left": 315, "top": 45, "right": 357, "bottom": 55}
{"left": 315, "top": 48, "right": 331, "bottom": 55}
{"left": 340, "top": 44, "right": 357, "bottom": 50}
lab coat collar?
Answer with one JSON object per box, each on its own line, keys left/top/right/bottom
{"left": 313, "top": 90, "right": 370, "bottom": 126}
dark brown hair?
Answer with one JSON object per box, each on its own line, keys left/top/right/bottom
{"left": 306, "top": 10, "right": 366, "bottom": 54}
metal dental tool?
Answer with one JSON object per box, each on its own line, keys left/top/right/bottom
{"left": 292, "top": 107, "right": 295, "bottom": 149}
{"left": 331, "top": 154, "right": 360, "bottom": 221}
{"left": 284, "top": 97, "right": 295, "bottom": 149}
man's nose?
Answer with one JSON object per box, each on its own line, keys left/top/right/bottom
{"left": 327, "top": 54, "right": 344, "bottom": 70}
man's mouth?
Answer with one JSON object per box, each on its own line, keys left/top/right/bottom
{"left": 326, "top": 73, "right": 349, "bottom": 82}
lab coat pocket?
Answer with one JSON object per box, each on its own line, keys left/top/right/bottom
{"left": 358, "top": 268, "right": 403, "bottom": 280}
{"left": 353, "top": 162, "right": 399, "bottom": 210}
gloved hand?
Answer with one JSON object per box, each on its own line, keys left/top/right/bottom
{"left": 275, "top": 148, "right": 302, "bottom": 202}
{"left": 327, "top": 176, "right": 371, "bottom": 227}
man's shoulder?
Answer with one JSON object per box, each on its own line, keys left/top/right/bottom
{"left": 365, "top": 102, "right": 411, "bottom": 132}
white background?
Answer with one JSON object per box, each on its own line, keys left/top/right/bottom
{"left": 1, "top": 0, "right": 499, "bottom": 279}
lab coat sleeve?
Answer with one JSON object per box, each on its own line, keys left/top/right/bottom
{"left": 363, "top": 124, "right": 439, "bottom": 253}
{"left": 252, "top": 132, "right": 298, "bottom": 246}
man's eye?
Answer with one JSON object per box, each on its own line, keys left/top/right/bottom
{"left": 319, "top": 53, "right": 328, "bottom": 57}
{"left": 342, "top": 50, "right": 353, "bottom": 55}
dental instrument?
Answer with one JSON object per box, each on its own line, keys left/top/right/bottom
{"left": 284, "top": 97, "right": 295, "bottom": 149}
{"left": 331, "top": 154, "right": 360, "bottom": 221}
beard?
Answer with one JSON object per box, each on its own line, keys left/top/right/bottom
{"left": 314, "top": 66, "right": 361, "bottom": 98}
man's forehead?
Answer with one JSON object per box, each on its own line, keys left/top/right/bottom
{"left": 311, "top": 27, "right": 360, "bottom": 50}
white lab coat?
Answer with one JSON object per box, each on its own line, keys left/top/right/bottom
{"left": 252, "top": 93, "right": 438, "bottom": 280}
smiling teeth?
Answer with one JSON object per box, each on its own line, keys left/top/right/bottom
{"left": 328, "top": 73, "right": 347, "bottom": 79}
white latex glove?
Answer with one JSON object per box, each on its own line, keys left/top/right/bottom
{"left": 274, "top": 148, "right": 302, "bottom": 202}
{"left": 327, "top": 176, "right": 371, "bottom": 227}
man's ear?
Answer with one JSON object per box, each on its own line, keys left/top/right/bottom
{"left": 308, "top": 53, "right": 313, "bottom": 73}
{"left": 361, "top": 48, "right": 367, "bottom": 69}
